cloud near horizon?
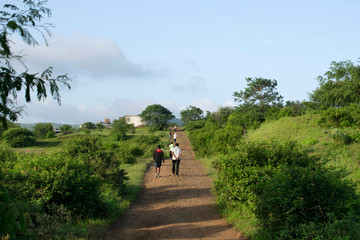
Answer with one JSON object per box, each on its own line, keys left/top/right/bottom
{"left": 12, "top": 33, "right": 158, "bottom": 79}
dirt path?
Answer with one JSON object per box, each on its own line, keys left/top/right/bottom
{"left": 105, "top": 128, "right": 245, "bottom": 240}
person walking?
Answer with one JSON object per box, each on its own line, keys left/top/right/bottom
{"left": 174, "top": 125, "right": 177, "bottom": 132}
{"left": 171, "top": 143, "right": 182, "bottom": 177}
{"left": 169, "top": 141, "right": 174, "bottom": 159}
{"left": 173, "top": 132, "right": 177, "bottom": 143}
{"left": 153, "top": 145, "right": 165, "bottom": 178}
{"left": 169, "top": 131, "right": 172, "bottom": 141}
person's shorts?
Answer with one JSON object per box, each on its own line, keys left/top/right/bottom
{"left": 155, "top": 162, "right": 162, "bottom": 168}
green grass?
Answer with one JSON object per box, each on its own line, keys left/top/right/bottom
{"left": 3, "top": 126, "right": 168, "bottom": 239}
{"left": 246, "top": 114, "right": 360, "bottom": 186}
{"left": 188, "top": 115, "right": 360, "bottom": 238}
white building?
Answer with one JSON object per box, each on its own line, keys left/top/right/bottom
{"left": 124, "top": 115, "right": 146, "bottom": 127}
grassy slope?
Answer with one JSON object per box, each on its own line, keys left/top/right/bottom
{"left": 193, "top": 114, "right": 360, "bottom": 238}
{"left": 247, "top": 114, "right": 360, "bottom": 186}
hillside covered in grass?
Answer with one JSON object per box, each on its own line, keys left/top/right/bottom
{"left": 247, "top": 114, "right": 360, "bottom": 184}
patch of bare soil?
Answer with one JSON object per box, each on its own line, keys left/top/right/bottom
{"left": 105, "top": 128, "right": 246, "bottom": 240}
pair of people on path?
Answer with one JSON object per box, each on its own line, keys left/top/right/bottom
{"left": 153, "top": 143, "right": 182, "bottom": 177}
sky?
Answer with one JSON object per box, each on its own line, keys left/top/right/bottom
{"left": 11, "top": 0, "right": 360, "bottom": 124}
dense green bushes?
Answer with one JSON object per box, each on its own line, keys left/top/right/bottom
{"left": 318, "top": 104, "right": 360, "bottom": 128}
{"left": 2, "top": 127, "right": 35, "bottom": 147}
{"left": 212, "top": 140, "right": 360, "bottom": 239}
{"left": 253, "top": 165, "right": 360, "bottom": 239}
{"left": 8, "top": 153, "right": 104, "bottom": 217}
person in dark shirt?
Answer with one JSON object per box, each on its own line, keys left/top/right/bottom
{"left": 153, "top": 145, "right": 165, "bottom": 178}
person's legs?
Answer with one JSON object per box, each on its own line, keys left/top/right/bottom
{"left": 172, "top": 160, "right": 176, "bottom": 175}
{"left": 175, "top": 160, "right": 180, "bottom": 176}
{"left": 155, "top": 162, "right": 161, "bottom": 177}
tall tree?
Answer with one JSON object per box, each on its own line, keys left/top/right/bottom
{"left": 233, "top": 77, "right": 283, "bottom": 128}
{"left": 0, "top": 1, "right": 71, "bottom": 129}
{"left": 233, "top": 77, "right": 283, "bottom": 113}
{"left": 140, "top": 104, "right": 174, "bottom": 131}
{"left": 180, "top": 105, "right": 203, "bottom": 124}
{"left": 309, "top": 60, "right": 360, "bottom": 109}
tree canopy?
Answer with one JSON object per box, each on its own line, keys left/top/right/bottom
{"left": 0, "top": 0, "right": 71, "bottom": 129}
{"left": 309, "top": 60, "right": 360, "bottom": 109}
{"left": 233, "top": 77, "right": 283, "bottom": 111}
{"left": 180, "top": 105, "right": 204, "bottom": 124}
{"left": 140, "top": 104, "right": 174, "bottom": 131}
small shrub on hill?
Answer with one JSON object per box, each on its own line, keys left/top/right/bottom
{"left": 213, "top": 140, "right": 315, "bottom": 210}
{"left": 253, "top": 165, "right": 360, "bottom": 239}
{"left": 3, "top": 127, "right": 35, "bottom": 147}
{"left": 330, "top": 128, "right": 352, "bottom": 145}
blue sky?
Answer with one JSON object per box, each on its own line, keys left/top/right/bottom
{"left": 14, "top": 0, "right": 360, "bottom": 124}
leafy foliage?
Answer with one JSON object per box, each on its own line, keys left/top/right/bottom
{"left": 2, "top": 127, "right": 34, "bottom": 147}
{"left": 211, "top": 140, "right": 360, "bottom": 239}
{"left": 82, "top": 122, "right": 96, "bottom": 129}
{"left": 0, "top": 185, "right": 27, "bottom": 238}
{"left": 10, "top": 153, "right": 105, "bottom": 218}
{"left": 310, "top": 60, "right": 360, "bottom": 109}
{"left": 140, "top": 104, "right": 174, "bottom": 131}
{"left": 180, "top": 105, "right": 204, "bottom": 125}
{"left": 33, "top": 123, "right": 53, "bottom": 139}
{"left": 0, "top": 0, "right": 71, "bottom": 130}
{"left": 253, "top": 165, "right": 360, "bottom": 239}
{"left": 112, "top": 117, "right": 133, "bottom": 140}
{"left": 233, "top": 77, "right": 283, "bottom": 112}
{"left": 63, "top": 136, "right": 127, "bottom": 190}
{"left": 59, "top": 124, "right": 73, "bottom": 134}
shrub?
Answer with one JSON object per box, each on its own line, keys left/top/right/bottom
{"left": 184, "top": 120, "right": 206, "bottom": 131}
{"left": 213, "top": 140, "right": 316, "bottom": 211}
{"left": 330, "top": 128, "right": 352, "bottom": 145}
{"left": 115, "top": 143, "right": 136, "bottom": 164}
{"left": 2, "top": 127, "right": 35, "bottom": 147}
{"left": 63, "top": 136, "right": 127, "bottom": 189}
{"left": 0, "top": 185, "right": 27, "bottom": 238}
{"left": 253, "top": 165, "right": 360, "bottom": 239}
{"left": 46, "top": 131, "right": 55, "bottom": 139}
{"left": 134, "top": 134, "right": 161, "bottom": 145}
{"left": 11, "top": 153, "right": 105, "bottom": 217}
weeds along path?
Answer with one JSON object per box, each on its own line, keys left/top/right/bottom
{"left": 105, "top": 127, "right": 245, "bottom": 240}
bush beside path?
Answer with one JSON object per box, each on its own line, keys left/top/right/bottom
{"left": 105, "top": 127, "right": 245, "bottom": 240}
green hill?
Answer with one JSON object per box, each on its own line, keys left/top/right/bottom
{"left": 247, "top": 114, "right": 360, "bottom": 185}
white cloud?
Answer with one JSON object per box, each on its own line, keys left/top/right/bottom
{"left": 12, "top": 34, "right": 158, "bottom": 79}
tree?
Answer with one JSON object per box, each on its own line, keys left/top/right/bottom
{"left": 82, "top": 122, "right": 96, "bottom": 130}
{"left": 140, "top": 104, "right": 174, "bottom": 131}
{"left": 233, "top": 77, "right": 283, "bottom": 128}
{"left": 180, "top": 105, "right": 204, "bottom": 124}
{"left": 33, "top": 122, "right": 53, "bottom": 139}
{"left": 111, "top": 117, "right": 133, "bottom": 140}
{"left": 0, "top": 1, "right": 71, "bottom": 130}
{"left": 233, "top": 77, "right": 283, "bottom": 112}
{"left": 309, "top": 60, "right": 360, "bottom": 109}
{"left": 59, "top": 124, "right": 73, "bottom": 134}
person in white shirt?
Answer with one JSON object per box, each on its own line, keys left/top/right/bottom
{"left": 173, "top": 133, "right": 177, "bottom": 143}
{"left": 171, "top": 143, "right": 182, "bottom": 177}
